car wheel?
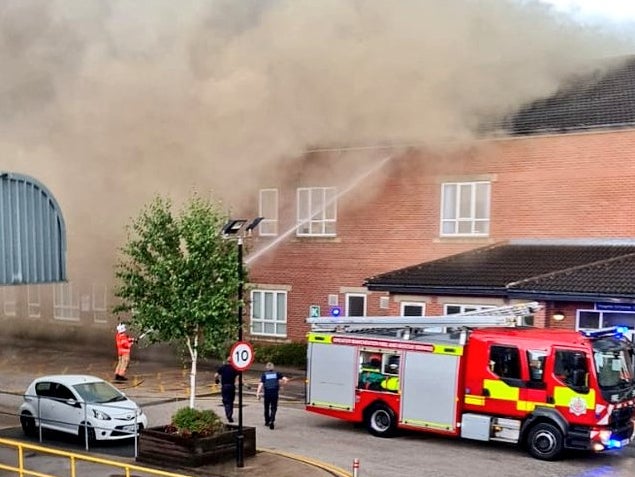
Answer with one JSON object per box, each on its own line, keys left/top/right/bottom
{"left": 20, "top": 411, "right": 37, "bottom": 437}
{"left": 78, "top": 423, "right": 96, "bottom": 445}
{"left": 365, "top": 403, "right": 397, "bottom": 438}
{"left": 527, "top": 422, "right": 564, "bottom": 460}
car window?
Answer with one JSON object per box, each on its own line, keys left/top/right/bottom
{"left": 35, "top": 382, "right": 53, "bottom": 397}
{"left": 74, "top": 381, "right": 124, "bottom": 403}
{"left": 51, "top": 384, "right": 75, "bottom": 401}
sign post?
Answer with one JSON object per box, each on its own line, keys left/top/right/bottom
{"left": 229, "top": 340, "right": 254, "bottom": 468}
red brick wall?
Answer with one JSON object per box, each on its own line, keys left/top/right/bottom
{"left": 247, "top": 129, "right": 635, "bottom": 341}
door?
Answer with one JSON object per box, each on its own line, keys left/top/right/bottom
{"left": 46, "top": 383, "right": 83, "bottom": 434}
{"left": 401, "top": 351, "right": 460, "bottom": 431}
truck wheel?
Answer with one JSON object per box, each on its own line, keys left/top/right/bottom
{"left": 527, "top": 422, "right": 564, "bottom": 460}
{"left": 365, "top": 403, "right": 396, "bottom": 438}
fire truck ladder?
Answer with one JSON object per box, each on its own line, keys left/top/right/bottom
{"left": 307, "top": 302, "right": 540, "bottom": 332}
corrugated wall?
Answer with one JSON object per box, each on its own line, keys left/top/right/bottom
{"left": 0, "top": 172, "right": 66, "bottom": 284}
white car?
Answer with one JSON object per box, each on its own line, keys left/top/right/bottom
{"left": 19, "top": 375, "right": 148, "bottom": 443}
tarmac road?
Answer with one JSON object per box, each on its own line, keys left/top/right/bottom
{"left": 1, "top": 340, "right": 634, "bottom": 477}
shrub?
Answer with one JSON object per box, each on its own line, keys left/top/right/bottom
{"left": 253, "top": 342, "right": 307, "bottom": 369}
{"left": 169, "top": 407, "right": 225, "bottom": 438}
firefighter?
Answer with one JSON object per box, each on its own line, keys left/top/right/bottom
{"left": 214, "top": 356, "right": 238, "bottom": 423}
{"left": 256, "top": 362, "right": 289, "bottom": 430}
{"left": 114, "top": 323, "right": 136, "bottom": 381}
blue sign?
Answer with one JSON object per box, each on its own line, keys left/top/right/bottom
{"left": 596, "top": 303, "right": 635, "bottom": 312}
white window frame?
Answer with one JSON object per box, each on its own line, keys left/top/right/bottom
{"left": 440, "top": 181, "right": 490, "bottom": 237}
{"left": 27, "top": 285, "right": 41, "bottom": 318}
{"left": 577, "top": 309, "right": 635, "bottom": 333}
{"left": 444, "top": 304, "right": 495, "bottom": 314}
{"left": 53, "top": 283, "right": 80, "bottom": 321}
{"left": 3, "top": 287, "right": 17, "bottom": 317}
{"left": 92, "top": 284, "right": 108, "bottom": 324}
{"left": 250, "top": 289, "right": 287, "bottom": 337}
{"left": 258, "top": 188, "right": 279, "bottom": 236}
{"left": 296, "top": 187, "right": 337, "bottom": 237}
{"left": 346, "top": 293, "right": 367, "bottom": 317}
{"left": 400, "top": 302, "right": 425, "bottom": 316}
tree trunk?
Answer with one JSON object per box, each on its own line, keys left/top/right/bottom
{"left": 186, "top": 331, "right": 199, "bottom": 409}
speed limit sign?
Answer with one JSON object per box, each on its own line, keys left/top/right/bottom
{"left": 229, "top": 341, "right": 255, "bottom": 372}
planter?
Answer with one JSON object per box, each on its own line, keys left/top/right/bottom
{"left": 137, "top": 424, "right": 256, "bottom": 468}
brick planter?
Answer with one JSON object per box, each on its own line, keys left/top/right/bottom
{"left": 137, "top": 424, "right": 256, "bottom": 468}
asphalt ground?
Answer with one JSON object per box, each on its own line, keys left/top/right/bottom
{"left": 0, "top": 340, "right": 346, "bottom": 477}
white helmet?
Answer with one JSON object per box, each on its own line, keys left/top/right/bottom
{"left": 116, "top": 323, "right": 126, "bottom": 333}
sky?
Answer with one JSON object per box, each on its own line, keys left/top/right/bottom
{"left": 542, "top": 0, "right": 635, "bottom": 22}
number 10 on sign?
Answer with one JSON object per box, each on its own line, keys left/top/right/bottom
{"left": 230, "top": 341, "right": 255, "bottom": 372}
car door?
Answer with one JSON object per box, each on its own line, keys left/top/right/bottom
{"left": 47, "top": 383, "right": 83, "bottom": 435}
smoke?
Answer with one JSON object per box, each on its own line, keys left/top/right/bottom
{"left": 0, "top": 0, "right": 632, "bottom": 276}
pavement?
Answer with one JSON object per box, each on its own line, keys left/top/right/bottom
{"left": 0, "top": 339, "right": 348, "bottom": 477}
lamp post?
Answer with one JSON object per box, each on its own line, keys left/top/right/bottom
{"left": 221, "top": 217, "right": 263, "bottom": 468}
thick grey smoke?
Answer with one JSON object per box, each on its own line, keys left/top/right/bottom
{"left": 0, "top": 0, "right": 632, "bottom": 276}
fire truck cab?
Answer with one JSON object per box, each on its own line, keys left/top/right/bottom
{"left": 306, "top": 305, "right": 635, "bottom": 460}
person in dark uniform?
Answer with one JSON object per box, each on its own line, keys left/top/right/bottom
{"left": 256, "top": 362, "right": 288, "bottom": 430}
{"left": 214, "top": 356, "right": 238, "bottom": 422}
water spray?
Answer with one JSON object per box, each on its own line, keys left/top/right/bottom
{"left": 245, "top": 153, "right": 395, "bottom": 265}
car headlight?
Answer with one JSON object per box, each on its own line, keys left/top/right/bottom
{"left": 92, "top": 409, "right": 111, "bottom": 420}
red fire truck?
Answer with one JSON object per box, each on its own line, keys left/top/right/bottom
{"left": 305, "top": 303, "right": 635, "bottom": 460}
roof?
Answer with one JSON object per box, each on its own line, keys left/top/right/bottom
{"left": 504, "top": 56, "right": 635, "bottom": 135}
{"left": 364, "top": 240, "right": 635, "bottom": 301}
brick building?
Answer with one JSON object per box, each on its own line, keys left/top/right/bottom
{"left": 245, "top": 56, "right": 635, "bottom": 343}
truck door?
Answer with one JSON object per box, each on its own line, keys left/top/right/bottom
{"left": 401, "top": 349, "right": 460, "bottom": 432}
{"left": 307, "top": 342, "right": 357, "bottom": 411}
{"left": 483, "top": 345, "right": 526, "bottom": 417}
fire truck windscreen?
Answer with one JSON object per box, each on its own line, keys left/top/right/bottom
{"left": 592, "top": 338, "right": 635, "bottom": 389}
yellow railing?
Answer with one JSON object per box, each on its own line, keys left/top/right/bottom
{"left": 0, "top": 437, "right": 193, "bottom": 477}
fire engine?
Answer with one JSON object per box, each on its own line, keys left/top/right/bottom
{"left": 305, "top": 303, "right": 635, "bottom": 460}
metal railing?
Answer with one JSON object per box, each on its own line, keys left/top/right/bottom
{"left": 0, "top": 436, "right": 192, "bottom": 477}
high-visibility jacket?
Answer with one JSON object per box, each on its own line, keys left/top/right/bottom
{"left": 380, "top": 376, "right": 399, "bottom": 392}
{"left": 116, "top": 331, "right": 134, "bottom": 355}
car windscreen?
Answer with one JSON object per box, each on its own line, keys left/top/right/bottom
{"left": 593, "top": 338, "right": 634, "bottom": 389}
{"left": 73, "top": 381, "right": 126, "bottom": 403}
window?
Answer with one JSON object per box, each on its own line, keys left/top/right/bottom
{"left": 441, "top": 181, "right": 490, "bottom": 236}
{"left": 251, "top": 290, "right": 287, "bottom": 337}
{"left": 489, "top": 345, "right": 521, "bottom": 379}
{"left": 27, "top": 285, "right": 41, "bottom": 318}
{"left": 527, "top": 350, "right": 547, "bottom": 382}
{"left": 346, "top": 294, "right": 366, "bottom": 317}
{"left": 259, "top": 189, "right": 278, "bottom": 236}
{"left": 445, "top": 304, "right": 495, "bottom": 315}
{"left": 578, "top": 310, "right": 635, "bottom": 334}
{"left": 297, "top": 187, "right": 336, "bottom": 237}
{"left": 554, "top": 350, "right": 589, "bottom": 392}
{"left": 3, "top": 287, "right": 17, "bottom": 317}
{"left": 401, "top": 302, "right": 425, "bottom": 316}
{"left": 54, "top": 283, "right": 80, "bottom": 321}
{"left": 92, "top": 284, "right": 108, "bottom": 324}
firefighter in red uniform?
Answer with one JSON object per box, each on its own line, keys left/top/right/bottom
{"left": 114, "top": 323, "right": 136, "bottom": 381}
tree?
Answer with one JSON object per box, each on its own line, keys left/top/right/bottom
{"left": 114, "top": 194, "right": 241, "bottom": 409}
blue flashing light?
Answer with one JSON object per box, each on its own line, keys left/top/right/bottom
{"left": 616, "top": 326, "right": 628, "bottom": 335}
{"left": 330, "top": 306, "right": 342, "bottom": 317}
{"left": 607, "top": 439, "right": 622, "bottom": 449}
